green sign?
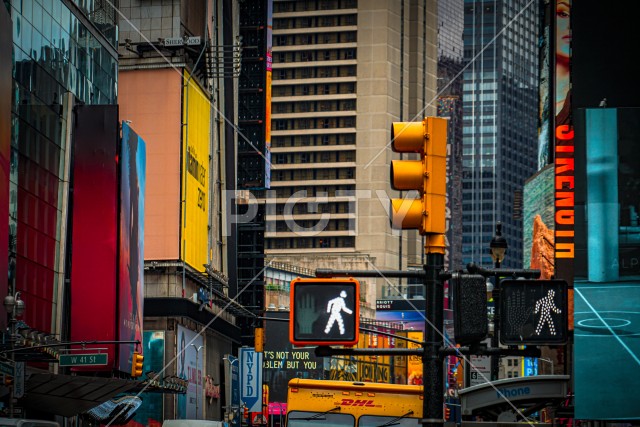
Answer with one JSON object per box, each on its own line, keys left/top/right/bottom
{"left": 59, "top": 353, "right": 108, "bottom": 366}
{"left": 0, "top": 361, "right": 14, "bottom": 376}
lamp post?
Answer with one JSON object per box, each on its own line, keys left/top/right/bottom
{"left": 489, "top": 222, "right": 507, "bottom": 381}
{"left": 539, "top": 357, "right": 554, "bottom": 375}
{"left": 191, "top": 344, "right": 204, "bottom": 419}
{"left": 3, "top": 291, "right": 25, "bottom": 418}
{"left": 224, "top": 356, "right": 240, "bottom": 425}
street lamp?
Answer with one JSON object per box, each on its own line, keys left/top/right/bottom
{"left": 191, "top": 344, "right": 204, "bottom": 419}
{"left": 489, "top": 222, "right": 507, "bottom": 381}
{"left": 539, "top": 357, "right": 554, "bottom": 375}
{"left": 4, "top": 291, "right": 25, "bottom": 419}
{"left": 4, "top": 292, "right": 25, "bottom": 320}
{"left": 489, "top": 221, "right": 508, "bottom": 268}
{"left": 223, "top": 356, "right": 240, "bottom": 424}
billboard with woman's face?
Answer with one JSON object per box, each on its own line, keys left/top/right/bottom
{"left": 118, "top": 122, "right": 146, "bottom": 374}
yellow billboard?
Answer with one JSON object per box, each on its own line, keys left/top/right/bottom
{"left": 181, "top": 70, "right": 210, "bottom": 272}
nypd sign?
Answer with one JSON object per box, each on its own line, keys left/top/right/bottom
{"left": 240, "top": 348, "right": 263, "bottom": 412}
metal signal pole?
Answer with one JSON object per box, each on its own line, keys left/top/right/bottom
{"left": 422, "top": 234, "right": 445, "bottom": 427}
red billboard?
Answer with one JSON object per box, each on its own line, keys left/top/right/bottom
{"left": 70, "top": 105, "right": 119, "bottom": 370}
{"left": 0, "top": 4, "right": 11, "bottom": 329}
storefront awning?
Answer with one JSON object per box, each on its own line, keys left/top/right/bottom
{"left": 21, "top": 371, "right": 139, "bottom": 417}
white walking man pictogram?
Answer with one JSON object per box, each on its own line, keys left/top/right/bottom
{"left": 324, "top": 290, "right": 353, "bottom": 335}
{"left": 534, "top": 289, "right": 561, "bottom": 336}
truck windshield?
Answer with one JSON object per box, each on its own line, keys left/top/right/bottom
{"left": 287, "top": 411, "right": 355, "bottom": 427}
{"left": 358, "top": 414, "right": 421, "bottom": 427}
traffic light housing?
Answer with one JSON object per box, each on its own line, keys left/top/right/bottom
{"left": 452, "top": 273, "right": 488, "bottom": 345}
{"left": 390, "top": 117, "right": 447, "bottom": 235}
{"left": 500, "top": 279, "right": 568, "bottom": 345}
{"left": 131, "top": 351, "right": 144, "bottom": 377}
{"left": 290, "top": 278, "right": 360, "bottom": 346}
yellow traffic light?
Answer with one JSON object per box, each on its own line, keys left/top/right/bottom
{"left": 131, "top": 352, "right": 144, "bottom": 377}
{"left": 390, "top": 117, "right": 447, "bottom": 235}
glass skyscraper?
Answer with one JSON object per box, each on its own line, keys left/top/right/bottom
{"left": 5, "top": 0, "right": 118, "bottom": 333}
{"left": 461, "top": 0, "right": 539, "bottom": 268}
{"left": 437, "top": 0, "right": 464, "bottom": 271}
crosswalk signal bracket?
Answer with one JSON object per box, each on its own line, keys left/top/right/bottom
{"left": 131, "top": 352, "right": 144, "bottom": 377}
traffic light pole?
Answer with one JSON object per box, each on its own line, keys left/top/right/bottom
{"left": 423, "top": 251, "right": 444, "bottom": 427}
{"left": 314, "top": 261, "right": 542, "bottom": 426}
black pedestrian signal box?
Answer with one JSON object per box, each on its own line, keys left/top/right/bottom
{"left": 500, "top": 279, "right": 568, "bottom": 345}
{"left": 452, "top": 273, "right": 488, "bottom": 345}
{"left": 289, "top": 278, "right": 360, "bottom": 346}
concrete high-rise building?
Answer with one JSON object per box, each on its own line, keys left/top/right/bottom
{"left": 460, "top": 0, "right": 539, "bottom": 268}
{"left": 266, "top": 0, "right": 438, "bottom": 298}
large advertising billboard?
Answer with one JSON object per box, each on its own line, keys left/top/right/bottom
{"left": 523, "top": 165, "right": 555, "bottom": 278}
{"left": 118, "top": 122, "right": 146, "bottom": 374}
{"left": 573, "top": 108, "right": 640, "bottom": 420}
{"left": 177, "top": 324, "right": 204, "bottom": 419}
{"left": 553, "top": 0, "right": 574, "bottom": 285}
{"left": 375, "top": 299, "right": 426, "bottom": 332}
{"left": 70, "top": 106, "right": 119, "bottom": 369}
{"left": 182, "top": 70, "right": 211, "bottom": 272}
{"left": 537, "top": 0, "right": 552, "bottom": 170}
{"left": 118, "top": 69, "right": 182, "bottom": 261}
{"left": 264, "top": 0, "right": 273, "bottom": 189}
{"left": 553, "top": 0, "right": 574, "bottom": 335}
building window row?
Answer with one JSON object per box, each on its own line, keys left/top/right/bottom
{"left": 273, "top": 14, "right": 356, "bottom": 30}
{"left": 277, "top": 49, "right": 356, "bottom": 63}
{"left": 273, "top": 99, "right": 356, "bottom": 114}
{"left": 272, "top": 218, "right": 352, "bottom": 233}
{"left": 270, "top": 200, "right": 353, "bottom": 216}
{"left": 273, "top": 0, "right": 357, "bottom": 14}
{"left": 273, "top": 167, "right": 355, "bottom": 183}
{"left": 270, "top": 184, "right": 356, "bottom": 200}
{"left": 273, "top": 82, "right": 356, "bottom": 97}
{"left": 275, "top": 31, "right": 357, "bottom": 47}
{"left": 272, "top": 133, "right": 355, "bottom": 148}
{"left": 274, "top": 150, "right": 355, "bottom": 164}
{"left": 273, "top": 116, "right": 356, "bottom": 131}
{"left": 276, "top": 65, "right": 356, "bottom": 80}
{"left": 267, "top": 236, "right": 355, "bottom": 250}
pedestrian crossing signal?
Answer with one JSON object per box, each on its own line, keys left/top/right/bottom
{"left": 289, "top": 278, "right": 360, "bottom": 346}
{"left": 499, "top": 279, "right": 568, "bottom": 345}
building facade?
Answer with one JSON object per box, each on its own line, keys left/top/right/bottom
{"left": 117, "top": 0, "right": 244, "bottom": 421}
{"left": 460, "top": 0, "right": 539, "bottom": 269}
{"left": 0, "top": 0, "right": 138, "bottom": 419}
{"left": 266, "top": 0, "right": 438, "bottom": 298}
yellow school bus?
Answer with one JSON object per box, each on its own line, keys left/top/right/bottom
{"left": 286, "top": 379, "right": 423, "bottom": 427}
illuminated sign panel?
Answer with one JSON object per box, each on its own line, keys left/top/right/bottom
{"left": 290, "top": 278, "right": 360, "bottom": 346}
{"left": 500, "top": 279, "right": 568, "bottom": 345}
